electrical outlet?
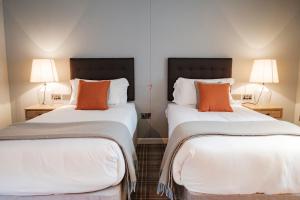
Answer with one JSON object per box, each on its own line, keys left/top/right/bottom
{"left": 231, "top": 94, "right": 241, "bottom": 100}
{"left": 141, "top": 113, "right": 151, "bottom": 119}
{"left": 51, "top": 94, "right": 62, "bottom": 101}
{"left": 242, "top": 94, "right": 253, "bottom": 100}
{"left": 61, "top": 94, "right": 71, "bottom": 101}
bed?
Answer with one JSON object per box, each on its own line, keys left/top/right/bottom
{"left": 0, "top": 58, "right": 137, "bottom": 200}
{"left": 158, "top": 58, "right": 300, "bottom": 200}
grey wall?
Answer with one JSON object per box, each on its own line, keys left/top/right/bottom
{"left": 3, "top": 0, "right": 300, "bottom": 137}
{"left": 0, "top": 0, "right": 11, "bottom": 128}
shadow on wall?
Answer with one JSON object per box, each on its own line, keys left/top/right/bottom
{"left": 0, "top": 89, "right": 9, "bottom": 104}
{"left": 219, "top": 0, "right": 300, "bottom": 50}
{"left": 7, "top": 0, "right": 88, "bottom": 53}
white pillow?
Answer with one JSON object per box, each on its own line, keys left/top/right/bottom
{"left": 69, "top": 78, "right": 129, "bottom": 106}
{"left": 172, "top": 77, "right": 234, "bottom": 105}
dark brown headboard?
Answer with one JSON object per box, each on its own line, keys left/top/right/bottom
{"left": 168, "top": 58, "right": 232, "bottom": 101}
{"left": 70, "top": 58, "right": 134, "bottom": 101}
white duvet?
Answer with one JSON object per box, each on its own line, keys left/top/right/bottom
{"left": 167, "top": 103, "right": 300, "bottom": 195}
{"left": 0, "top": 103, "right": 137, "bottom": 195}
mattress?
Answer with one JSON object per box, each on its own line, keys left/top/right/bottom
{"left": 167, "top": 103, "right": 275, "bottom": 137}
{"left": 0, "top": 103, "right": 137, "bottom": 196}
{"left": 0, "top": 184, "right": 123, "bottom": 200}
{"left": 167, "top": 103, "right": 300, "bottom": 195}
{"left": 29, "top": 103, "right": 137, "bottom": 136}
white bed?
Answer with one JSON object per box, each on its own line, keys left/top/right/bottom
{"left": 0, "top": 103, "right": 137, "bottom": 196}
{"left": 167, "top": 103, "right": 300, "bottom": 195}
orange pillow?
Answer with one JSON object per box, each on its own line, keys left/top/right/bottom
{"left": 196, "top": 82, "right": 233, "bottom": 112}
{"left": 76, "top": 80, "right": 110, "bottom": 110}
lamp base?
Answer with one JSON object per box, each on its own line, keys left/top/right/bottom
{"left": 253, "top": 84, "right": 272, "bottom": 105}
{"left": 37, "top": 83, "right": 47, "bottom": 105}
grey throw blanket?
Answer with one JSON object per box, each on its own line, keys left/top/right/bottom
{"left": 0, "top": 121, "right": 137, "bottom": 199}
{"left": 157, "top": 120, "right": 300, "bottom": 200}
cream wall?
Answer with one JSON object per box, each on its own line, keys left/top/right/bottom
{"left": 0, "top": 0, "right": 11, "bottom": 128}
{"left": 4, "top": 0, "right": 152, "bottom": 137}
{"left": 294, "top": 58, "right": 300, "bottom": 125}
{"left": 150, "top": 0, "right": 300, "bottom": 136}
{"left": 3, "top": 0, "right": 300, "bottom": 138}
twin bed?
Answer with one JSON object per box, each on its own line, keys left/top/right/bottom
{"left": 159, "top": 58, "right": 300, "bottom": 200}
{"left": 0, "top": 58, "right": 137, "bottom": 200}
{"left": 1, "top": 58, "right": 300, "bottom": 200}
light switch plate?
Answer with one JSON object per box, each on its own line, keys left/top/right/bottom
{"left": 51, "top": 94, "right": 62, "bottom": 101}
{"left": 242, "top": 94, "right": 253, "bottom": 100}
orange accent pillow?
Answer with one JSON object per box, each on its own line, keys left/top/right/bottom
{"left": 76, "top": 80, "right": 110, "bottom": 110}
{"left": 196, "top": 82, "right": 233, "bottom": 112}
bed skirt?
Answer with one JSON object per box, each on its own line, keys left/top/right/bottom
{"left": 175, "top": 185, "right": 300, "bottom": 200}
{"left": 0, "top": 184, "right": 125, "bottom": 200}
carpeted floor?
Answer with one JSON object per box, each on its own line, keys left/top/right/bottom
{"left": 131, "top": 144, "right": 168, "bottom": 200}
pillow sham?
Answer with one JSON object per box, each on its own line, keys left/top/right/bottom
{"left": 172, "top": 77, "right": 234, "bottom": 105}
{"left": 196, "top": 82, "right": 233, "bottom": 112}
{"left": 70, "top": 78, "right": 129, "bottom": 106}
{"left": 76, "top": 80, "right": 110, "bottom": 110}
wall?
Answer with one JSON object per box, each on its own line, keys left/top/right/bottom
{"left": 0, "top": 0, "right": 11, "bottom": 128}
{"left": 150, "top": 0, "right": 300, "bottom": 136}
{"left": 4, "top": 0, "right": 152, "bottom": 136}
{"left": 295, "top": 58, "right": 300, "bottom": 124}
{"left": 3, "top": 0, "right": 300, "bottom": 138}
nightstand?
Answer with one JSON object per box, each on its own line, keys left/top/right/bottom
{"left": 25, "top": 104, "right": 62, "bottom": 120}
{"left": 242, "top": 103, "right": 283, "bottom": 119}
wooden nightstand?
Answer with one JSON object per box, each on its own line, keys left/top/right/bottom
{"left": 25, "top": 104, "right": 62, "bottom": 120}
{"left": 242, "top": 103, "right": 283, "bottom": 119}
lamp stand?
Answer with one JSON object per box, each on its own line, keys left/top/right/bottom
{"left": 246, "top": 83, "right": 265, "bottom": 105}
{"left": 254, "top": 83, "right": 265, "bottom": 105}
{"left": 249, "top": 83, "right": 272, "bottom": 105}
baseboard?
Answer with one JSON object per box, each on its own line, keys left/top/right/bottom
{"left": 136, "top": 137, "right": 168, "bottom": 144}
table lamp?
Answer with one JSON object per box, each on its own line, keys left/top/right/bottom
{"left": 30, "top": 59, "right": 58, "bottom": 105}
{"left": 249, "top": 59, "right": 279, "bottom": 104}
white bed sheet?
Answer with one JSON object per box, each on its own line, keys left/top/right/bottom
{"left": 167, "top": 103, "right": 300, "bottom": 195}
{"left": 0, "top": 103, "right": 137, "bottom": 196}
{"left": 29, "top": 103, "right": 137, "bottom": 137}
{"left": 167, "top": 103, "right": 275, "bottom": 137}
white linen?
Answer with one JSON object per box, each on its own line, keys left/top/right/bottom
{"left": 0, "top": 103, "right": 137, "bottom": 195}
{"left": 168, "top": 103, "right": 300, "bottom": 195}
{"left": 29, "top": 103, "right": 137, "bottom": 136}
{"left": 167, "top": 103, "right": 274, "bottom": 137}
{"left": 172, "top": 77, "right": 234, "bottom": 105}
{"left": 0, "top": 184, "right": 122, "bottom": 200}
{"left": 69, "top": 78, "right": 129, "bottom": 106}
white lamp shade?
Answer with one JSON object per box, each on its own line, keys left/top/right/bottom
{"left": 30, "top": 59, "right": 58, "bottom": 83}
{"left": 249, "top": 59, "right": 279, "bottom": 83}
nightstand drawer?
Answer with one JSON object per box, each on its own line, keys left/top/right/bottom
{"left": 25, "top": 104, "right": 62, "bottom": 120}
{"left": 258, "top": 110, "right": 282, "bottom": 118}
{"left": 25, "top": 110, "right": 49, "bottom": 120}
{"left": 242, "top": 103, "right": 283, "bottom": 119}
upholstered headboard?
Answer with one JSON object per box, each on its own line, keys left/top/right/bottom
{"left": 168, "top": 58, "right": 232, "bottom": 101}
{"left": 70, "top": 58, "right": 135, "bottom": 101}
